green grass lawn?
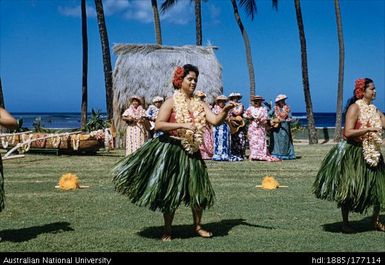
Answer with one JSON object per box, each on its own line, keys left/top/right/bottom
{"left": 0, "top": 144, "right": 384, "bottom": 252}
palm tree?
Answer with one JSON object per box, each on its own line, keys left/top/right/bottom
{"left": 81, "top": 0, "right": 88, "bottom": 129}
{"left": 231, "top": 0, "right": 278, "bottom": 100}
{"left": 194, "top": 0, "right": 202, "bottom": 46}
{"left": 151, "top": 0, "right": 163, "bottom": 45}
{"left": 0, "top": 77, "right": 4, "bottom": 108}
{"left": 231, "top": 0, "right": 256, "bottom": 100}
{"left": 294, "top": 0, "right": 318, "bottom": 144}
{"left": 333, "top": 0, "right": 344, "bottom": 142}
{"left": 95, "top": 0, "right": 113, "bottom": 121}
{"left": 161, "top": 0, "right": 203, "bottom": 46}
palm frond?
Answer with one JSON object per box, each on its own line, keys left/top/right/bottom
{"left": 239, "top": 0, "right": 257, "bottom": 20}
{"left": 272, "top": 0, "right": 278, "bottom": 11}
{"left": 160, "top": 0, "right": 178, "bottom": 13}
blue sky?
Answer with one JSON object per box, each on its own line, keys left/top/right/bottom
{"left": 1, "top": 0, "right": 384, "bottom": 113}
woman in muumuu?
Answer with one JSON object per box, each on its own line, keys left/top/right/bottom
{"left": 227, "top": 92, "right": 246, "bottom": 161}
{"left": 112, "top": 64, "right": 235, "bottom": 241}
{"left": 268, "top": 94, "right": 296, "bottom": 160}
{"left": 122, "top": 96, "right": 149, "bottom": 156}
{"left": 244, "top": 95, "right": 280, "bottom": 162}
{"left": 0, "top": 108, "right": 18, "bottom": 212}
{"left": 195, "top": 91, "right": 214, "bottom": 160}
{"left": 212, "top": 95, "right": 234, "bottom": 161}
{"left": 313, "top": 78, "right": 385, "bottom": 233}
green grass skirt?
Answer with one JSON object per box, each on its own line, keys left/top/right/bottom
{"left": 112, "top": 134, "right": 215, "bottom": 213}
{"left": 313, "top": 140, "right": 385, "bottom": 213}
{"left": 0, "top": 156, "right": 4, "bottom": 212}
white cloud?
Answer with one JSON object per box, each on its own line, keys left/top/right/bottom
{"left": 160, "top": 1, "right": 194, "bottom": 25}
{"left": 58, "top": 0, "right": 194, "bottom": 25}
{"left": 123, "top": 1, "right": 153, "bottom": 23}
{"left": 103, "top": 0, "right": 131, "bottom": 16}
{"left": 58, "top": 4, "right": 96, "bottom": 18}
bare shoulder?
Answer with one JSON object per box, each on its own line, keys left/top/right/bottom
{"left": 161, "top": 97, "right": 174, "bottom": 109}
{"left": 348, "top": 103, "right": 359, "bottom": 113}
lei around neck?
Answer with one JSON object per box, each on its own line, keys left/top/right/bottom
{"left": 173, "top": 90, "right": 206, "bottom": 154}
{"left": 356, "top": 99, "right": 383, "bottom": 167}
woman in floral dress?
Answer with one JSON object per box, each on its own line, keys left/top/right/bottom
{"left": 268, "top": 94, "right": 295, "bottom": 160}
{"left": 227, "top": 92, "right": 246, "bottom": 161}
{"left": 212, "top": 95, "right": 233, "bottom": 161}
{"left": 122, "top": 96, "right": 149, "bottom": 156}
{"left": 313, "top": 78, "right": 385, "bottom": 233}
{"left": 146, "top": 96, "right": 164, "bottom": 138}
{"left": 244, "top": 96, "right": 280, "bottom": 162}
{"left": 196, "top": 91, "right": 214, "bottom": 160}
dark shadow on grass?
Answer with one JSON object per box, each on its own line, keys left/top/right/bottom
{"left": 0, "top": 221, "right": 74, "bottom": 242}
{"left": 322, "top": 215, "right": 384, "bottom": 233}
{"left": 138, "top": 218, "right": 275, "bottom": 240}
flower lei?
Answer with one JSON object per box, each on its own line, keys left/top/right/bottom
{"left": 126, "top": 105, "right": 146, "bottom": 120}
{"left": 248, "top": 106, "right": 267, "bottom": 125}
{"left": 356, "top": 99, "right": 383, "bottom": 167}
{"left": 173, "top": 90, "right": 206, "bottom": 154}
{"left": 274, "top": 105, "right": 290, "bottom": 120}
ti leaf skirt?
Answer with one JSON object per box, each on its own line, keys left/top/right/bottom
{"left": 112, "top": 134, "right": 215, "bottom": 213}
{"left": 313, "top": 140, "right": 385, "bottom": 213}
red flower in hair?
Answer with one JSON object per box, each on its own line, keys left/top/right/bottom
{"left": 354, "top": 78, "right": 366, "bottom": 99}
{"left": 172, "top": 66, "right": 185, "bottom": 89}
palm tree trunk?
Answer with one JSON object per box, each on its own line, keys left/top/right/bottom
{"left": 0, "top": 77, "right": 4, "bottom": 109}
{"left": 231, "top": 0, "right": 256, "bottom": 100}
{"left": 95, "top": 0, "right": 114, "bottom": 121}
{"left": 195, "top": 0, "right": 202, "bottom": 46}
{"left": 294, "top": 0, "right": 317, "bottom": 144}
{"left": 151, "top": 0, "right": 163, "bottom": 45}
{"left": 0, "top": 78, "right": 6, "bottom": 133}
{"left": 81, "top": 0, "right": 88, "bottom": 129}
{"left": 333, "top": 0, "right": 345, "bottom": 142}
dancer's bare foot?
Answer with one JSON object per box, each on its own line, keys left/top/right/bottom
{"left": 373, "top": 221, "right": 385, "bottom": 232}
{"left": 195, "top": 228, "right": 213, "bottom": 238}
{"left": 161, "top": 233, "right": 172, "bottom": 241}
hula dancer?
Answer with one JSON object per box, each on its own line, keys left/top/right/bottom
{"left": 313, "top": 78, "right": 385, "bottom": 233}
{"left": 112, "top": 64, "right": 235, "bottom": 241}
{"left": 0, "top": 108, "right": 18, "bottom": 213}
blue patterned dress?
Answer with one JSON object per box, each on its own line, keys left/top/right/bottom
{"left": 212, "top": 105, "right": 232, "bottom": 161}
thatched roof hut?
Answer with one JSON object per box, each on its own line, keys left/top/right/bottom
{"left": 112, "top": 44, "right": 223, "bottom": 138}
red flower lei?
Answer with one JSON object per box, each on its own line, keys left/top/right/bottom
{"left": 274, "top": 105, "right": 290, "bottom": 120}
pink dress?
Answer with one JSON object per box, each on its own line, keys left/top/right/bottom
{"left": 244, "top": 106, "right": 280, "bottom": 162}
{"left": 122, "top": 105, "right": 148, "bottom": 156}
{"left": 199, "top": 124, "right": 214, "bottom": 159}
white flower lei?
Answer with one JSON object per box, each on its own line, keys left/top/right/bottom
{"left": 173, "top": 90, "right": 206, "bottom": 154}
{"left": 356, "top": 99, "right": 383, "bottom": 167}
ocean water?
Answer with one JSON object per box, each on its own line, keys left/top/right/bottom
{"left": 12, "top": 112, "right": 338, "bottom": 129}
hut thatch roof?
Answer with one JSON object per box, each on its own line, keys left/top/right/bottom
{"left": 112, "top": 44, "right": 223, "bottom": 136}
